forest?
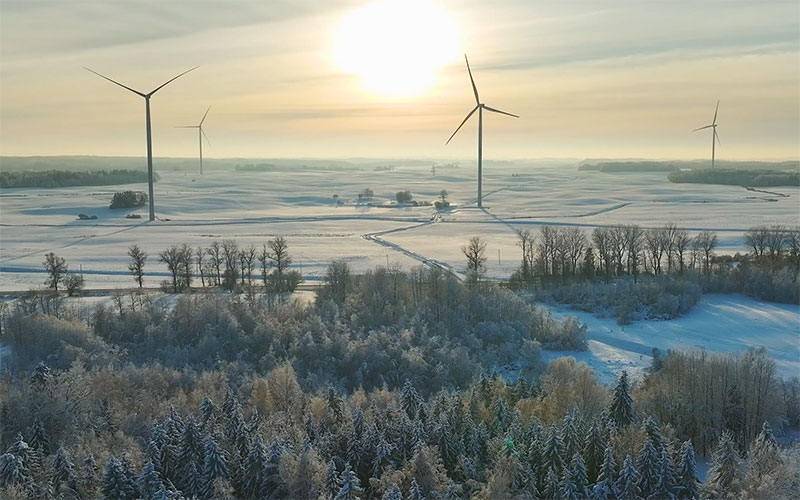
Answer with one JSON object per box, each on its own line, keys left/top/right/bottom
{"left": 1, "top": 257, "right": 799, "bottom": 499}
{"left": 667, "top": 169, "right": 800, "bottom": 188}
{"left": 0, "top": 170, "right": 156, "bottom": 189}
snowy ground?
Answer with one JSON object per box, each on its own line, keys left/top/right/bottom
{"left": 541, "top": 294, "right": 800, "bottom": 383}
{"left": 2, "top": 162, "right": 797, "bottom": 290}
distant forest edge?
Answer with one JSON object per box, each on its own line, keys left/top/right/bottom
{"left": 0, "top": 169, "right": 158, "bottom": 189}
{"left": 668, "top": 169, "right": 800, "bottom": 187}
{"left": 580, "top": 159, "right": 800, "bottom": 173}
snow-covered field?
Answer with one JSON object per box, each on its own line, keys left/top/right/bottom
{"left": 2, "top": 162, "right": 797, "bottom": 290}
{"left": 542, "top": 294, "right": 800, "bottom": 382}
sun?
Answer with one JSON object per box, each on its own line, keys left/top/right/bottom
{"left": 333, "top": 0, "right": 459, "bottom": 98}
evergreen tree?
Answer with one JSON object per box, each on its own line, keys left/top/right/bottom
{"left": 177, "top": 416, "right": 204, "bottom": 473}
{"left": 335, "top": 463, "right": 362, "bottom": 500}
{"left": 81, "top": 454, "right": 99, "bottom": 496}
{"left": 643, "top": 417, "right": 664, "bottom": 454}
{"left": 722, "top": 385, "right": 745, "bottom": 450}
{"left": 407, "top": 478, "right": 425, "bottom": 500}
{"left": 201, "top": 435, "right": 228, "bottom": 499}
{"left": 702, "top": 432, "right": 742, "bottom": 499}
{"left": 636, "top": 438, "right": 660, "bottom": 499}
{"left": 493, "top": 398, "right": 509, "bottom": 434}
{"left": 561, "top": 466, "right": 580, "bottom": 500}
{"left": 0, "top": 453, "right": 28, "bottom": 487}
{"left": 325, "top": 460, "right": 339, "bottom": 500}
{"left": 200, "top": 396, "right": 216, "bottom": 429}
{"left": 542, "top": 427, "right": 566, "bottom": 473}
{"left": 570, "top": 452, "right": 590, "bottom": 498}
{"left": 382, "top": 483, "right": 403, "bottom": 500}
{"left": 101, "top": 457, "right": 136, "bottom": 500}
{"left": 401, "top": 380, "right": 422, "bottom": 419}
{"left": 592, "top": 447, "right": 618, "bottom": 500}
{"left": 584, "top": 423, "right": 605, "bottom": 483}
{"left": 745, "top": 421, "right": 782, "bottom": 486}
{"left": 675, "top": 441, "right": 699, "bottom": 500}
{"left": 609, "top": 371, "right": 635, "bottom": 428}
{"left": 138, "top": 459, "right": 164, "bottom": 499}
{"left": 542, "top": 466, "right": 560, "bottom": 500}
{"left": 53, "top": 447, "right": 76, "bottom": 494}
{"left": 561, "top": 412, "right": 583, "bottom": 466}
{"left": 29, "top": 417, "right": 50, "bottom": 455}
{"left": 616, "top": 455, "right": 642, "bottom": 500}
{"left": 241, "top": 435, "right": 267, "bottom": 500}
{"left": 144, "top": 440, "right": 163, "bottom": 474}
{"left": 649, "top": 449, "right": 677, "bottom": 500}
{"left": 263, "top": 438, "right": 285, "bottom": 497}
{"left": 433, "top": 413, "right": 459, "bottom": 471}
{"left": 30, "top": 361, "right": 52, "bottom": 389}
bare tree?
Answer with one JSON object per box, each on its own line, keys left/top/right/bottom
{"left": 516, "top": 229, "right": 536, "bottom": 283}
{"left": 240, "top": 245, "right": 257, "bottom": 287}
{"left": 159, "top": 245, "right": 183, "bottom": 293}
{"left": 644, "top": 227, "right": 666, "bottom": 275}
{"left": 462, "top": 236, "right": 487, "bottom": 288}
{"left": 207, "top": 241, "right": 223, "bottom": 285}
{"left": 127, "top": 245, "right": 147, "bottom": 288}
{"left": 64, "top": 273, "right": 84, "bottom": 297}
{"left": 221, "top": 239, "right": 240, "bottom": 290}
{"left": 764, "top": 225, "right": 787, "bottom": 264}
{"left": 623, "top": 224, "right": 644, "bottom": 280}
{"left": 744, "top": 226, "right": 769, "bottom": 260}
{"left": 538, "top": 226, "right": 558, "bottom": 278}
{"left": 195, "top": 246, "right": 205, "bottom": 287}
{"left": 322, "top": 260, "right": 351, "bottom": 306}
{"left": 695, "top": 230, "right": 718, "bottom": 274}
{"left": 610, "top": 225, "right": 627, "bottom": 276}
{"left": 663, "top": 222, "right": 679, "bottom": 273}
{"left": 179, "top": 244, "right": 193, "bottom": 289}
{"left": 564, "top": 227, "right": 587, "bottom": 277}
{"left": 674, "top": 228, "right": 691, "bottom": 274}
{"left": 592, "top": 227, "right": 613, "bottom": 283}
{"left": 43, "top": 252, "right": 67, "bottom": 291}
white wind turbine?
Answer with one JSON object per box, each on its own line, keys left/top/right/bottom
{"left": 85, "top": 66, "right": 198, "bottom": 221}
{"left": 693, "top": 100, "right": 721, "bottom": 169}
{"left": 176, "top": 106, "right": 212, "bottom": 175}
{"left": 446, "top": 54, "right": 518, "bottom": 208}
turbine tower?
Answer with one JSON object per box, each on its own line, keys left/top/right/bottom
{"left": 693, "top": 100, "right": 721, "bottom": 169}
{"left": 446, "top": 54, "right": 518, "bottom": 208}
{"left": 177, "top": 106, "right": 212, "bottom": 175}
{"left": 85, "top": 66, "right": 198, "bottom": 221}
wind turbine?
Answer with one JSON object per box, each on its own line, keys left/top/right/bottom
{"left": 693, "top": 100, "right": 721, "bottom": 169}
{"left": 85, "top": 66, "right": 198, "bottom": 221}
{"left": 446, "top": 54, "right": 518, "bottom": 208}
{"left": 176, "top": 106, "right": 212, "bottom": 175}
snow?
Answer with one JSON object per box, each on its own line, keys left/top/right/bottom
{"left": 2, "top": 163, "right": 797, "bottom": 290}
{"left": 541, "top": 294, "right": 800, "bottom": 383}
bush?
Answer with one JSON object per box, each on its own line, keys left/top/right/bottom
{"left": 395, "top": 190, "right": 413, "bottom": 204}
{"left": 110, "top": 191, "right": 147, "bottom": 209}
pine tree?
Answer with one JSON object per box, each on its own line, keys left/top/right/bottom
{"left": 401, "top": 380, "right": 422, "bottom": 419}
{"left": 0, "top": 453, "right": 28, "bottom": 487}
{"left": 181, "top": 456, "right": 201, "bottom": 497}
{"left": 643, "top": 417, "right": 664, "bottom": 454}
{"left": 30, "top": 361, "right": 51, "bottom": 389}
{"left": 722, "top": 385, "right": 745, "bottom": 450}
{"left": 263, "top": 438, "right": 285, "bottom": 497}
{"left": 675, "top": 441, "right": 699, "bottom": 500}
{"left": 407, "top": 478, "right": 425, "bottom": 500}
{"left": 177, "top": 416, "right": 204, "bottom": 474}
{"left": 542, "top": 427, "right": 565, "bottom": 473}
{"left": 433, "top": 413, "right": 459, "bottom": 471}
{"left": 616, "top": 455, "right": 642, "bottom": 500}
{"left": 81, "top": 454, "right": 98, "bottom": 496}
{"left": 493, "top": 398, "right": 509, "bottom": 434}
{"left": 702, "top": 432, "right": 742, "bottom": 499}
{"left": 335, "top": 463, "right": 363, "bottom": 500}
{"left": 542, "top": 466, "right": 560, "bottom": 500}
{"left": 745, "top": 421, "right": 782, "bottom": 486}
{"left": 570, "top": 452, "right": 590, "bottom": 498}
{"left": 29, "top": 417, "right": 50, "bottom": 455}
{"left": 561, "top": 412, "right": 583, "bottom": 466}
{"left": 101, "top": 457, "right": 136, "bottom": 499}
{"left": 561, "top": 466, "right": 580, "bottom": 500}
{"left": 201, "top": 434, "right": 228, "bottom": 499}
{"left": 609, "top": 371, "right": 635, "bottom": 428}
{"left": 382, "top": 483, "right": 403, "bottom": 500}
{"left": 647, "top": 449, "right": 676, "bottom": 500}
{"left": 200, "top": 396, "right": 216, "bottom": 429}
{"left": 592, "top": 447, "right": 618, "bottom": 500}
{"left": 636, "top": 438, "right": 660, "bottom": 499}
{"left": 144, "top": 440, "right": 163, "bottom": 473}
{"left": 241, "top": 435, "right": 267, "bottom": 500}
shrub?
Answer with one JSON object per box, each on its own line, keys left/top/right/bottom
{"left": 110, "top": 191, "right": 147, "bottom": 209}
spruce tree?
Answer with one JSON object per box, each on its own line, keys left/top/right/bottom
{"left": 542, "top": 466, "right": 560, "bottom": 500}
{"left": 325, "top": 459, "right": 340, "bottom": 500}
{"left": 542, "top": 427, "right": 565, "bottom": 473}
{"left": 201, "top": 434, "right": 229, "bottom": 499}
{"left": 336, "top": 463, "right": 363, "bottom": 500}
{"left": 30, "top": 361, "right": 52, "bottom": 389}
{"left": 177, "top": 416, "right": 204, "bottom": 474}
{"left": 0, "top": 453, "right": 28, "bottom": 487}
{"left": 401, "top": 380, "right": 422, "bottom": 418}
{"left": 200, "top": 396, "right": 216, "bottom": 429}
{"left": 636, "top": 438, "right": 660, "bottom": 499}
{"left": 702, "top": 432, "right": 742, "bottom": 499}
{"left": 609, "top": 371, "right": 635, "bottom": 428}
{"left": 570, "top": 452, "right": 590, "bottom": 498}
{"left": 407, "top": 478, "right": 425, "bottom": 500}
{"left": 643, "top": 417, "right": 664, "bottom": 454}
{"left": 81, "top": 454, "right": 98, "bottom": 496}
{"left": 616, "top": 455, "right": 642, "bottom": 500}
{"left": 138, "top": 459, "right": 164, "bottom": 499}
{"left": 583, "top": 423, "right": 605, "bottom": 483}
{"left": 675, "top": 441, "right": 699, "bottom": 500}
{"left": 745, "top": 421, "right": 782, "bottom": 487}
{"left": 101, "top": 457, "right": 136, "bottom": 499}
{"left": 561, "top": 466, "right": 580, "bottom": 500}
{"left": 52, "top": 447, "right": 76, "bottom": 494}
{"left": 592, "top": 447, "right": 618, "bottom": 500}
{"left": 241, "top": 434, "right": 267, "bottom": 500}
{"left": 649, "top": 449, "right": 677, "bottom": 500}
{"left": 382, "top": 482, "right": 403, "bottom": 500}
{"left": 29, "top": 417, "right": 50, "bottom": 455}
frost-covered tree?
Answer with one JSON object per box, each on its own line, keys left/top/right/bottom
{"left": 610, "top": 371, "right": 635, "bottom": 428}
{"left": 542, "top": 427, "right": 566, "bottom": 473}
{"left": 241, "top": 435, "right": 267, "bottom": 500}
{"left": 53, "top": 447, "right": 76, "bottom": 494}
{"left": 101, "top": 457, "right": 136, "bottom": 499}
{"left": 592, "top": 447, "right": 618, "bottom": 500}
{"left": 583, "top": 423, "right": 605, "bottom": 483}
{"left": 407, "top": 478, "right": 425, "bottom": 500}
{"left": 29, "top": 418, "right": 50, "bottom": 455}
{"left": 325, "top": 460, "right": 339, "bottom": 500}
{"left": 636, "top": 438, "right": 660, "bottom": 499}
{"left": 335, "top": 463, "right": 362, "bottom": 500}
{"left": 617, "top": 455, "right": 642, "bottom": 500}
{"left": 569, "top": 452, "right": 590, "bottom": 498}
{"left": 127, "top": 244, "right": 147, "bottom": 287}
{"left": 201, "top": 435, "right": 228, "bottom": 499}
{"left": 137, "top": 459, "right": 164, "bottom": 499}
{"left": 560, "top": 466, "right": 580, "bottom": 500}
{"left": 701, "top": 432, "right": 742, "bottom": 500}
{"left": 30, "top": 362, "right": 51, "bottom": 389}
{"left": 649, "top": 449, "right": 677, "bottom": 500}
{"left": 382, "top": 483, "right": 403, "bottom": 500}
{"left": 0, "top": 453, "right": 28, "bottom": 488}
{"left": 542, "top": 466, "right": 560, "bottom": 500}
{"left": 675, "top": 441, "right": 699, "bottom": 500}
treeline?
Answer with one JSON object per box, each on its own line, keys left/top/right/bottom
{"left": 0, "top": 169, "right": 157, "bottom": 188}
{"left": 579, "top": 162, "right": 679, "bottom": 173}
{"left": 509, "top": 223, "right": 800, "bottom": 322}
{"left": 0, "top": 345, "right": 797, "bottom": 498}
{"left": 668, "top": 169, "right": 800, "bottom": 187}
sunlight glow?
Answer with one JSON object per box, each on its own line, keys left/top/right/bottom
{"left": 333, "top": 0, "right": 459, "bottom": 98}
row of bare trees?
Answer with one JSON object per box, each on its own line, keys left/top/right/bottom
{"left": 513, "top": 223, "right": 722, "bottom": 285}
{"left": 744, "top": 224, "right": 800, "bottom": 268}
{"left": 126, "top": 237, "right": 302, "bottom": 294}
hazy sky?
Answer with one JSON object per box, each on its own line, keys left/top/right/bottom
{"left": 1, "top": 0, "right": 798, "bottom": 160}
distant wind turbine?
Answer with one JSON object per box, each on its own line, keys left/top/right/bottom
{"left": 85, "top": 66, "right": 198, "bottom": 221}
{"left": 176, "top": 106, "right": 212, "bottom": 175}
{"left": 446, "top": 54, "right": 518, "bottom": 208}
{"left": 693, "top": 100, "right": 721, "bottom": 169}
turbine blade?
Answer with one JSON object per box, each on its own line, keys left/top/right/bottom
{"left": 175, "top": 125, "right": 199, "bottom": 128}
{"left": 148, "top": 66, "right": 199, "bottom": 96}
{"left": 201, "top": 127, "right": 211, "bottom": 147}
{"left": 692, "top": 125, "right": 713, "bottom": 131}
{"left": 713, "top": 100, "right": 719, "bottom": 125}
{"left": 446, "top": 105, "right": 480, "bottom": 145}
{"left": 464, "top": 54, "right": 480, "bottom": 105}
{"left": 199, "top": 105, "right": 211, "bottom": 126}
{"left": 483, "top": 105, "right": 519, "bottom": 118}
{"left": 714, "top": 129, "right": 721, "bottom": 146}
{"left": 83, "top": 67, "right": 145, "bottom": 97}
